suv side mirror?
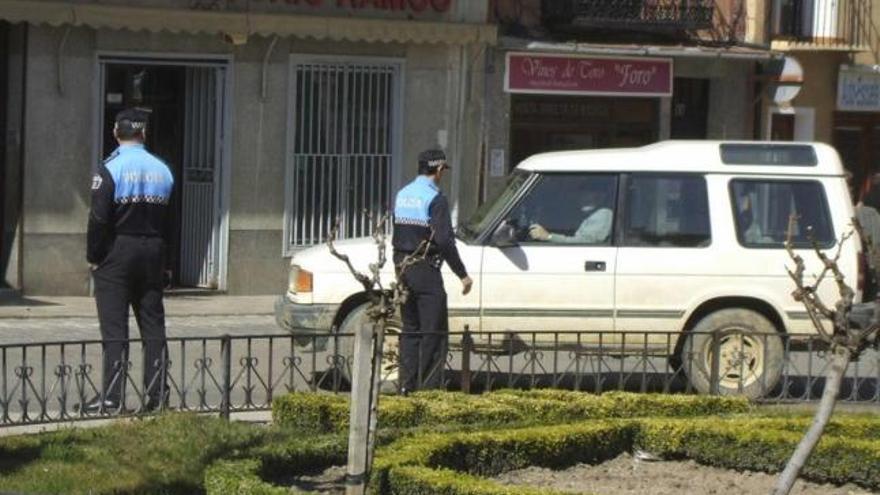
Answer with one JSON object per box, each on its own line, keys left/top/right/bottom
{"left": 491, "top": 221, "right": 518, "bottom": 248}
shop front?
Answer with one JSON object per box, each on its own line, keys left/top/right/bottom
{"left": 504, "top": 52, "right": 671, "bottom": 167}
{"left": 0, "top": 0, "right": 494, "bottom": 295}
{"left": 483, "top": 43, "right": 760, "bottom": 197}
{"left": 833, "top": 65, "right": 880, "bottom": 193}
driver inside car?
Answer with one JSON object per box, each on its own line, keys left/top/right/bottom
{"left": 528, "top": 188, "right": 613, "bottom": 244}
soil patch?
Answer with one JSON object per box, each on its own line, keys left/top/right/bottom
{"left": 288, "top": 465, "right": 346, "bottom": 494}
{"left": 494, "top": 454, "right": 876, "bottom": 495}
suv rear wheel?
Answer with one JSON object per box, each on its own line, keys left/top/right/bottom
{"left": 682, "top": 308, "right": 784, "bottom": 399}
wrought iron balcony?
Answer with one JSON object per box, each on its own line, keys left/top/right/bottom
{"left": 771, "top": 0, "right": 871, "bottom": 51}
{"left": 542, "top": 0, "right": 716, "bottom": 32}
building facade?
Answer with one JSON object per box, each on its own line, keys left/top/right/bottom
{"left": 0, "top": 0, "right": 495, "bottom": 295}
{"left": 479, "top": 0, "right": 786, "bottom": 201}
{"left": 762, "top": 0, "right": 875, "bottom": 191}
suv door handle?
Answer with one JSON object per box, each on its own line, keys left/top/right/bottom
{"left": 584, "top": 261, "right": 606, "bottom": 272}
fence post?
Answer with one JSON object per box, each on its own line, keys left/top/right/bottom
{"left": 220, "top": 334, "right": 231, "bottom": 421}
{"left": 461, "top": 325, "right": 472, "bottom": 394}
{"left": 710, "top": 331, "right": 721, "bottom": 395}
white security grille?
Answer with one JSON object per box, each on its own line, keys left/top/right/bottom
{"left": 180, "top": 66, "right": 222, "bottom": 288}
{"left": 286, "top": 60, "right": 399, "bottom": 248}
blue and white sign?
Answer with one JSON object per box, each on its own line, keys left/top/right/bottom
{"left": 838, "top": 67, "right": 880, "bottom": 112}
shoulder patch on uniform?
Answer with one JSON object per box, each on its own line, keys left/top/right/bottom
{"left": 91, "top": 174, "right": 102, "bottom": 190}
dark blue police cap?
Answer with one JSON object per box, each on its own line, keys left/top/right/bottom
{"left": 114, "top": 108, "right": 149, "bottom": 134}
{"left": 418, "top": 149, "right": 449, "bottom": 171}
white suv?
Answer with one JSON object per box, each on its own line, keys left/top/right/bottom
{"left": 275, "top": 141, "right": 860, "bottom": 398}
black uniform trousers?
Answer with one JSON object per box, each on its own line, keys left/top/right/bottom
{"left": 396, "top": 255, "right": 448, "bottom": 392}
{"left": 92, "top": 235, "right": 168, "bottom": 404}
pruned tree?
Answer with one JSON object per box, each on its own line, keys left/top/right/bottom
{"left": 774, "top": 215, "right": 880, "bottom": 495}
{"left": 326, "top": 213, "right": 432, "bottom": 495}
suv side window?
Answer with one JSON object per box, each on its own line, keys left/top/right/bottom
{"left": 503, "top": 173, "right": 618, "bottom": 245}
{"left": 730, "top": 179, "right": 834, "bottom": 248}
{"left": 622, "top": 174, "right": 711, "bottom": 248}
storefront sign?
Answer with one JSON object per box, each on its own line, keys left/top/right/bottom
{"left": 505, "top": 52, "right": 673, "bottom": 97}
{"left": 838, "top": 67, "right": 880, "bottom": 112}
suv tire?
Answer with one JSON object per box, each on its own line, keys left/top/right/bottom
{"left": 682, "top": 308, "right": 784, "bottom": 400}
{"left": 335, "top": 302, "right": 402, "bottom": 393}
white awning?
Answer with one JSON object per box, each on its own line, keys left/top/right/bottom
{"left": 0, "top": 0, "right": 497, "bottom": 45}
{"left": 502, "top": 36, "right": 783, "bottom": 60}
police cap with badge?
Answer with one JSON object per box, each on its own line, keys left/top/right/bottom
{"left": 114, "top": 108, "right": 149, "bottom": 137}
{"left": 418, "top": 149, "right": 451, "bottom": 174}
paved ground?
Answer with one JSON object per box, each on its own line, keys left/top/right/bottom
{"left": 0, "top": 315, "right": 282, "bottom": 344}
{"left": 0, "top": 294, "right": 282, "bottom": 343}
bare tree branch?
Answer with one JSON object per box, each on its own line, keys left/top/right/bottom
{"left": 327, "top": 217, "right": 373, "bottom": 291}
{"left": 776, "top": 213, "right": 880, "bottom": 495}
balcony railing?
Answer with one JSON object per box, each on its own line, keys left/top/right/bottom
{"left": 771, "top": 0, "right": 871, "bottom": 50}
{"left": 542, "top": 0, "right": 716, "bottom": 32}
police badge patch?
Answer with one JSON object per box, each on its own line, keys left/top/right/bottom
{"left": 91, "top": 174, "right": 102, "bottom": 190}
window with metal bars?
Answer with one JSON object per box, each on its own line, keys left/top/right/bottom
{"left": 284, "top": 59, "right": 401, "bottom": 251}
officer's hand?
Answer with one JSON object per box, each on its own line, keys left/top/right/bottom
{"left": 461, "top": 276, "right": 473, "bottom": 296}
{"left": 89, "top": 264, "right": 99, "bottom": 272}
{"left": 529, "top": 224, "right": 550, "bottom": 241}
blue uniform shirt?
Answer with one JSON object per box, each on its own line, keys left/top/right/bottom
{"left": 392, "top": 175, "right": 467, "bottom": 279}
{"left": 87, "top": 144, "right": 174, "bottom": 264}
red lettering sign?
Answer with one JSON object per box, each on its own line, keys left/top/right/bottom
{"left": 505, "top": 53, "right": 672, "bottom": 97}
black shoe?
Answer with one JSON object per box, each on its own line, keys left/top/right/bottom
{"left": 139, "top": 394, "right": 170, "bottom": 413}
{"left": 74, "top": 397, "right": 122, "bottom": 415}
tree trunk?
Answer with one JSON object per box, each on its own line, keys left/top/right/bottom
{"left": 345, "top": 322, "right": 377, "bottom": 495}
{"left": 365, "top": 321, "right": 387, "bottom": 475}
{"left": 771, "top": 345, "right": 851, "bottom": 495}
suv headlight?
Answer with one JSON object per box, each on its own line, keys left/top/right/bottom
{"left": 288, "top": 265, "right": 313, "bottom": 294}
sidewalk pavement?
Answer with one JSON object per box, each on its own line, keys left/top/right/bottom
{"left": 0, "top": 292, "right": 276, "bottom": 319}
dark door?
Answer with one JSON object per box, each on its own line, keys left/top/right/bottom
{"left": 671, "top": 78, "right": 709, "bottom": 139}
{"left": 0, "top": 23, "right": 8, "bottom": 287}
{"left": 771, "top": 113, "right": 795, "bottom": 141}
{"left": 833, "top": 112, "right": 880, "bottom": 200}
{"left": 102, "top": 64, "right": 186, "bottom": 285}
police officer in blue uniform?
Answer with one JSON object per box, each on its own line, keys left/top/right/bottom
{"left": 393, "top": 149, "right": 473, "bottom": 394}
{"left": 83, "top": 108, "right": 174, "bottom": 414}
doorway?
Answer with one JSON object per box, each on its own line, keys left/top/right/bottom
{"left": 671, "top": 78, "right": 709, "bottom": 139}
{"left": 98, "top": 57, "right": 228, "bottom": 290}
{"left": 833, "top": 112, "right": 880, "bottom": 198}
{"left": 0, "top": 23, "right": 7, "bottom": 288}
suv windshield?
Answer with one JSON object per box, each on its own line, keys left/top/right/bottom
{"left": 459, "top": 170, "right": 529, "bottom": 242}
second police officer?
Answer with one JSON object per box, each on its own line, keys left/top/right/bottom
{"left": 392, "top": 149, "right": 473, "bottom": 394}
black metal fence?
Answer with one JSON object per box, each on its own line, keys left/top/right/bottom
{"left": 0, "top": 329, "right": 878, "bottom": 427}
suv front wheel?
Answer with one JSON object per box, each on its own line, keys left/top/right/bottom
{"left": 335, "top": 302, "right": 402, "bottom": 393}
{"left": 681, "top": 308, "right": 785, "bottom": 400}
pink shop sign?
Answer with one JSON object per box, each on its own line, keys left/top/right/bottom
{"left": 505, "top": 52, "right": 673, "bottom": 97}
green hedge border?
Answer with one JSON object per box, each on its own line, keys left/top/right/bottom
{"left": 204, "top": 459, "right": 292, "bottom": 495}
{"left": 371, "top": 416, "right": 880, "bottom": 495}
{"left": 272, "top": 390, "right": 750, "bottom": 433}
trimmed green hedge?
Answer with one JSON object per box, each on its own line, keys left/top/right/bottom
{"left": 386, "top": 465, "right": 573, "bottom": 495}
{"left": 366, "top": 414, "right": 880, "bottom": 494}
{"left": 253, "top": 433, "right": 348, "bottom": 479}
{"left": 272, "top": 390, "right": 750, "bottom": 433}
{"left": 371, "top": 422, "right": 634, "bottom": 494}
{"left": 637, "top": 417, "right": 880, "bottom": 488}
{"left": 204, "top": 459, "right": 292, "bottom": 495}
